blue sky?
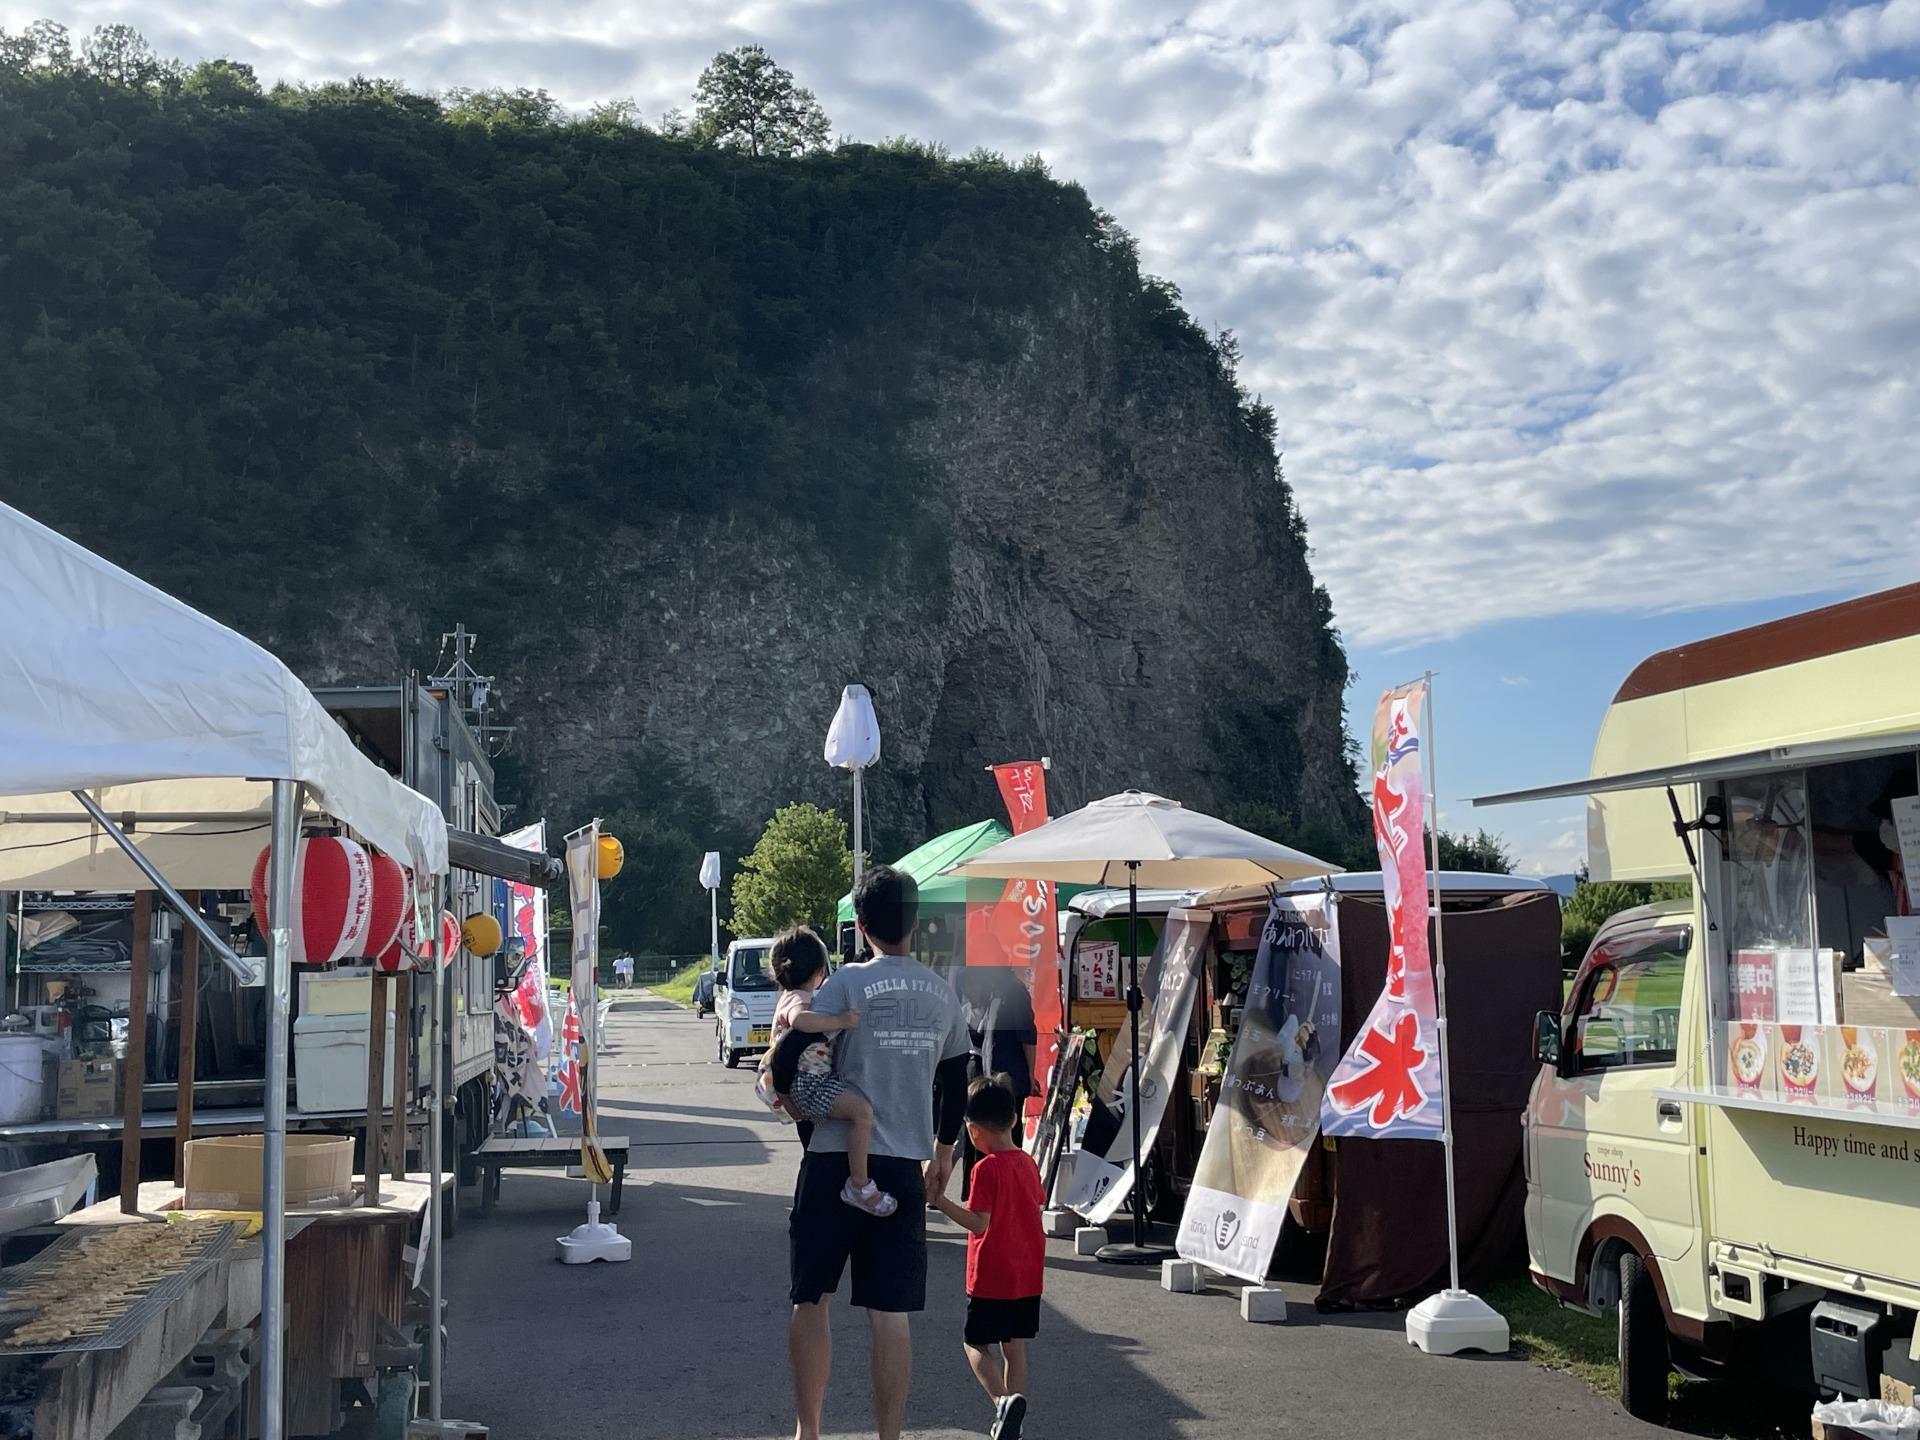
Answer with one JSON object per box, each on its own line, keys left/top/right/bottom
{"left": 7, "top": 1, "right": 1917, "bottom": 870}
{"left": 1346, "top": 588, "right": 1859, "bottom": 873}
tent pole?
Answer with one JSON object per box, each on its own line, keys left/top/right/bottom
{"left": 1423, "top": 674, "right": 1463, "bottom": 1294}
{"left": 260, "top": 780, "right": 300, "bottom": 1440}
{"left": 1127, "top": 864, "right": 1144, "bottom": 1247}
{"left": 66, "top": 791, "right": 250, "bottom": 976}
{"left": 851, "top": 768, "right": 864, "bottom": 887}
{"left": 429, "top": 873, "right": 446, "bottom": 1419}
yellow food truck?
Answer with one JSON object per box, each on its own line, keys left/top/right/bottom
{"left": 1478, "top": 583, "right": 1920, "bottom": 1420}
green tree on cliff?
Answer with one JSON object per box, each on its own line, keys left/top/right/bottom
{"left": 691, "top": 45, "right": 831, "bottom": 157}
{"left": 730, "top": 804, "right": 853, "bottom": 939}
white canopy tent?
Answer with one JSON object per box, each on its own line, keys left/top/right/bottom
{"left": 0, "top": 499, "right": 450, "bottom": 1438}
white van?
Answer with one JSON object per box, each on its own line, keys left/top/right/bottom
{"left": 1482, "top": 584, "right": 1920, "bottom": 1420}
{"left": 714, "top": 938, "right": 779, "bottom": 1069}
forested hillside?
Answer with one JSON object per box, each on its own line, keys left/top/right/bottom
{"left": 0, "top": 25, "right": 1366, "bottom": 950}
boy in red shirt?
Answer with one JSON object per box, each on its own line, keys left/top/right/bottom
{"left": 933, "top": 1075, "right": 1045, "bottom": 1440}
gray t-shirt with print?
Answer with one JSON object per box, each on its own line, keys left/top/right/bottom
{"left": 806, "top": 952, "right": 968, "bottom": 1162}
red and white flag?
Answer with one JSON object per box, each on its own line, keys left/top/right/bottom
{"left": 1322, "top": 682, "right": 1444, "bottom": 1140}
{"left": 966, "top": 762, "right": 1061, "bottom": 1116}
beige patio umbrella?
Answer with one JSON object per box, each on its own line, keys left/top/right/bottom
{"left": 948, "top": 790, "right": 1340, "bottom": 1261}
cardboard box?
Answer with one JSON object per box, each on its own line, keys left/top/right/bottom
{"left": 1841, "top": 971, "right": 1920, "bottom": 1028}
{"left": 56, "top": 1057, "right": 119, "bottom": 1120}
{"left": 183, "top": 1133, "right": 354, "bottom": 1211}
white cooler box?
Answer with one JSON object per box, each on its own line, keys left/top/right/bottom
{"left": 293, "top": 1010, "right": 398, "bottom": 1113}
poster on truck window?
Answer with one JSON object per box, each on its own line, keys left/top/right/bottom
{"left": 492, "top": 823, "right": 555, "bottom": 1119}
{"left": 1322, "top": 681, "right": 1443, "bottom": 1141}
{"left": 1065, "top": 910, "right": 1209, "bottom": 1224}
{"left": 1179, "top": 893, "right": 1341, "bottom": 1284}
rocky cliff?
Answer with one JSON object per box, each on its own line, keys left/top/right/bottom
{"left": 0, "top": 44, "right": 1364, "bottom": 948}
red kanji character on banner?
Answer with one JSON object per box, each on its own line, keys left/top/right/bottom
{"left": 556, "top": 991, "right": 584, "bottom": 1115}
{"left": 1326, "top": 1009, "right": 1430, "bottom": 1129}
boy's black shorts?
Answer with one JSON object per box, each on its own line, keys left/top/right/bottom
{"left": 964, "top": 1295, "right": 1041, "bottom": 1346}
{"left": 789, "top": 1151, "right": 926, "bottom": 1312}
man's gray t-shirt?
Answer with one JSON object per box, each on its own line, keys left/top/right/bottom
{"left": 806, "top": 952, "right": 968, "bottom": 1162}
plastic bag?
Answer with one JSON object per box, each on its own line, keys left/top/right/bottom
{"left": 1812, "top": 1399, "right": 1920, "bottom": 1440}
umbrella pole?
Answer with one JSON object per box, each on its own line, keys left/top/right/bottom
{"left": 1096, "top": 862, "right": 1171, "bottom": 1264}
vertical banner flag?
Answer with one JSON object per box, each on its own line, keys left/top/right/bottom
{"left": 1322, "top": 681, "right": 1443, "bottom": 1140}
{"left": 565, "top": 824, "right": 616, "bottom": 1183}
{"left": 493, "top": 823, "right": 553, "bottom": 1118}
{"left": 967, "top": 761, "right": 1062, "bottom": 1118}
{"left": 1179, "top": 893, "right": 1342, "bottom": 1283}
{"left": 1067, "top": 909, "right": 1210, "bottom": 1224}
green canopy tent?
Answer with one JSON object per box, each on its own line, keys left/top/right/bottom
{"left": 835, "top": 818, "right": 1014, "bottom": 927}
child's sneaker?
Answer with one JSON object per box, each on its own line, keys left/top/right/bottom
{"left": 840, "top": 1177, "right": 898, "bottom": 1217}
{"left": 991, "top": 1394, "right": 1027, "bottom": 1440}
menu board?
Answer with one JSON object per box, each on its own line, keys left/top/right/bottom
{"left": 1075, "top": 941, "right": 1121, "bottom": 1002}
{"left": 1887, "top": 916, "right": 1920, "bottom": 998}
{"left": 1769, "top": 948, "right": 1838, "bottom": 1025}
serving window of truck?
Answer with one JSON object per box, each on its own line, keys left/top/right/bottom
{"left": 1706, "top": 751, "right": 1920, "bottom": 1113}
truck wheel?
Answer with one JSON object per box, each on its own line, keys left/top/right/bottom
{"left": 723, "top": 1042, "right": 741, "bottom": 1069}
{"left": 1617, "top": 1251, "right": 1670, "bottom": 1419}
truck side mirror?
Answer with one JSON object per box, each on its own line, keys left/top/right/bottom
{"left": 1533, "top": 1010, "right": 1562, "bottom": 1071}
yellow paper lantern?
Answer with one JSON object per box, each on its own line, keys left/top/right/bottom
{"left": 461, "top": 912, "right": 503, "bottom": 958}
{"left": 597, "top": 834, "right": 625, "bottom": 880}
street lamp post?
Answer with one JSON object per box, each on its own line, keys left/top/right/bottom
{"left": 824, "top": 685, "right": 880, "bottom": 889}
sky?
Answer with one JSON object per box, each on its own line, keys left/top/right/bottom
{"left": 7, "top": 0, "right": 1917, "bottom": 870}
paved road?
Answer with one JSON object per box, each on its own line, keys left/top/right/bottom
{"left": 444, "top": 994, "right": 1658, "bottom": 1439}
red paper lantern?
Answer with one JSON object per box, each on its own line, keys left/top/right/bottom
{"left": 367, "top": 856, "right": 410, "bottom": 972}
{"left": 250, "top": 836, "right": 375, "bottom": 967}
{"left": 437, "top": 909, "right": 461, "bottom": 968}
{"left": 382, "top": 903, "right": 462, "bottom": 972}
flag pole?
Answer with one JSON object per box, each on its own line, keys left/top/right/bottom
{"left": 1422, "top": 672, "right": 1462, "bottom": 1294}
{"left": 1403, "top": 674, "right": 1508, "bottom": 1355}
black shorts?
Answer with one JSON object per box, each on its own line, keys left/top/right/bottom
{"left": 965, "top": 1295, "right": 1041, "bottom": 1346}
{"left": 789, "top": 1151, "right": 927, "bottom": 1312}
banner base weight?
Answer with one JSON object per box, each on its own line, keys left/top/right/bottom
{"left": 1406, "top": 1289, "right": 1509, "bottom": 1356}
{"left": 1095, "top": 1242, "right": 1174, "bottom": 1266}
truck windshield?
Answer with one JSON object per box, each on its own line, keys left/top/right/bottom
{"left": 729, "top": 949, "right": 776, "bottom": 991}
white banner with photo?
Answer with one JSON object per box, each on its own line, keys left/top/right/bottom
{"left": 1179, "top": 892, "right": 1342, "bottom": 1283}
{"left": 1066, "top": 908, "right": 1210, "bottom": 1224}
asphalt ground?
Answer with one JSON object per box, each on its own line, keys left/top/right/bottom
{"left": 444, "top": 993, "right": 1659, "bottom": 1439}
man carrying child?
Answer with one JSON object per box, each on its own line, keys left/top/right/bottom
{"left": 785, "top": 866, "right": 972, "bottom": 1440}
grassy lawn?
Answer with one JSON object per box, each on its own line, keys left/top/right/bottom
{"left": 651, "top": 964, "right": 703, "bottom": 1007}
{"left": 1488, "top": 1269, "right": 1618, "bottom": 1393}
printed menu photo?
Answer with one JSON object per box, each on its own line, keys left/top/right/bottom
{"left": 1727, "top": 1021, "right": 1774, "bottom": 1098}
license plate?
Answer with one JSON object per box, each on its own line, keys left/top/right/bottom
{"left": 749, "top": 1027, "right": 771, "bottom": 1046}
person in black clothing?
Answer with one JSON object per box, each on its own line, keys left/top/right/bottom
{"left": 957, "top": 965, "right": 1039, "bottom": 1187}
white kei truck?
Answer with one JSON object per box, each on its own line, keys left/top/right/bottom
{"left": 1479, "top": 583, "right": 1920, "bottom": 1422}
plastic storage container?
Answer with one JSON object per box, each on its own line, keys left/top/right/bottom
{"left": 0, "top": 1035, "right": 56, "bottom": 1124}
{"left": 292, "top": 1010, "right": 397, "bottom": 1113}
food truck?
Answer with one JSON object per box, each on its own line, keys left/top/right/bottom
{"left": 1477, "top": 583, "right": 1920, "bottom": 1419}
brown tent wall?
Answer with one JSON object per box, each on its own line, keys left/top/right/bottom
{"left": 1316, "top": 889, "right": 1563, "bottom": 1310}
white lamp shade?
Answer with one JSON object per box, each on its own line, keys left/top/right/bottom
{"left": 824, "top": 684, "right": 881, "bottom": 770}
{"left": 699, "top": 850, "right": 721, "bottom": 891}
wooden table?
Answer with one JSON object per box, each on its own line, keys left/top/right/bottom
{"left": 52, "top": 1175, "right": 443, "bottom": 1438}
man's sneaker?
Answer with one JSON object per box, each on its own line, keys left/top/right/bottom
{"left": 840, "top": 1178, "right": 899, "bottom": 1217}
{"left": 991, "top": 1393, "right": 1027, "bottom": 1440}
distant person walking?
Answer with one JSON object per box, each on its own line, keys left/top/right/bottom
{"left": 612, "top": 954, "right": 633, "bottom": 989}
{"left": 787, "top": 866, "right": 971, "bottom": 1440}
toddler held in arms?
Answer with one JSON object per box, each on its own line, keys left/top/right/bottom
{"left": 765, "top": 926, "right": 896, "bottom": 1217}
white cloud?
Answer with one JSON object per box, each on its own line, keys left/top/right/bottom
{"left": 8, "top": 1, "right": 1920, "bottom": 644}
{"left": 1516, "top": 822, "right": 1587, "bottom": 877}
{"left": 1499, "top": 674, "right": 1530, "bottom": 687}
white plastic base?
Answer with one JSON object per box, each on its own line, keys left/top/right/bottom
{"left": 1239, "top": 1284, "right": 1290, "bottom": 1323}
{"left": 556, "top": 1200, "right": 632, "bottom": 1265}
{"left": 1042, "top": 1208, "right": 1078, "bottom": 1238}
{"left": 1405, "top": 1289, "right": 1510, "bottom": 1355}
{"left": 1073, "top": 1226, "right": 1106, "bottom": 1256}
